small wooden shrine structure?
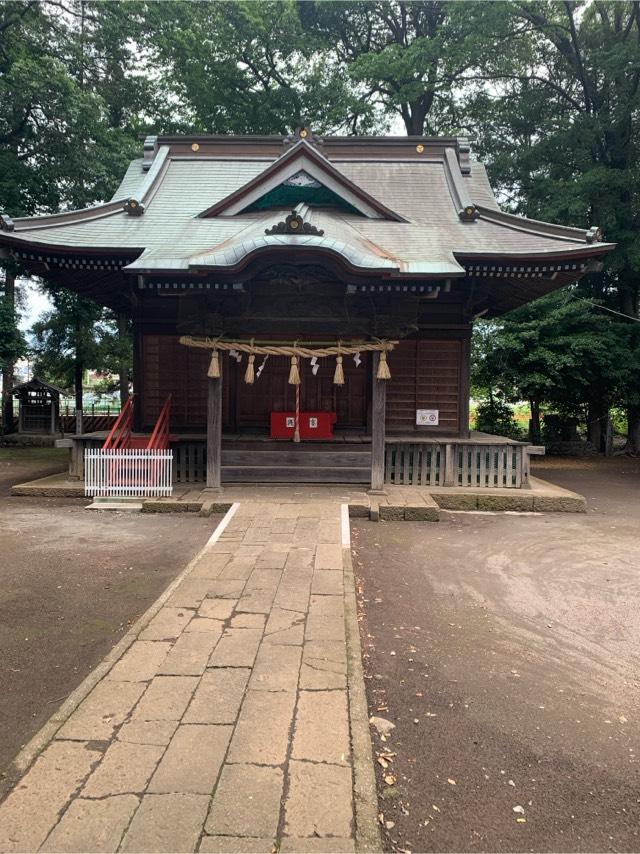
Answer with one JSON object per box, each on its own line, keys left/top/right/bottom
{"left": 13, "top": 378, "right": 66, "bottom": 435}
{"left": 0, "top": 128, "right": 614, "bottom": 490}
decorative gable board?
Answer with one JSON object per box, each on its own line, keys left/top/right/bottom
{"left": 198, "top": 141, "right": 406, "bottom": 222}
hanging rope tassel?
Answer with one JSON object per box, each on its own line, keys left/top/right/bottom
{"left": 244, "top": 341, "right": 256, "bottom": 384}
{"left": 288, "top": 355, "right": 301, "bottom": 385}
{"left": 377, "top": 350, "right": 391, "bottom": 380}
{"left": 244, "top": 353, "right": 255, "bottom": 384}
{"left": 207, "top": 349, "right": 220, "bottom": 378}
{"left": 333, "top": 354, "right": 345, "bottom": 386}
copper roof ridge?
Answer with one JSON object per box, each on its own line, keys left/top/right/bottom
{"left": 442, "top": 148, "right": 478, "bottom": 221}
{"left": 475, "top": 204, "right": 603, "bottom": 244}
{"left": 186, "top": 240, "right": 399, "bottom": 276}
{"left": 151, "top": 133, "right": 463, "bottom": 145}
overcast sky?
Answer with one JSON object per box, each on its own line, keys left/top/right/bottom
{"left": 19, "top": 279, "right": 52, "bottom": 334}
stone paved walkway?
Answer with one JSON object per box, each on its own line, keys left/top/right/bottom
{"left": 0, "top": 500, "right": 369, "bottom": 853}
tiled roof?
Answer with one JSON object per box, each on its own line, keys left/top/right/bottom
{"left": 1, "top": 136, "right": 613, "bottom": 277}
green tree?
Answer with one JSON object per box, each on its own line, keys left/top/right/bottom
{"left": 1, "top": 266, "right": 26, "bottom": 432}
{"left": 303, "top": 0, "right": 515, "bottom": 134}
{"left": 143, "top": 0, "right": 372, "bottom": 135}
{"left": 472, "top": 292, "right": 632, "bottom": 447}
{"left": 468, "top": 0, "right": 640, "bottom": 449}
{"left": 0, "top": 1, "right": 147, "bottom": 420}
{"left": 30, "top": 289, "right": 130, "bottom": 420}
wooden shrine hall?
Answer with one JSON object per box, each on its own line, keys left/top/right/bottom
{"left": 0, "top": 128, "right": 613, "bottom": 492}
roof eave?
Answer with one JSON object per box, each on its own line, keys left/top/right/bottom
{"left": 456, "top": 243, "right": 616, "bottom": 265}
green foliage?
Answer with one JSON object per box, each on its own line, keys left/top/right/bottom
{"left": 0, "top": 293, "right": 25, "bottom": 370}
{"left": 473, "top": 397, "right": 523, "bottom": 440}
{"left": 30, "top": 289, "right": 129, "bottom": 390}
{"left": 470, "top": 2, "right": 640, "bottom": 311}
{"left": 303, "top": 0, "right": 514, "bottom": 134}
{"left": 142, "top": 0, "right": 373, "bottom": 135}
{"left": 0, "top": 1, "right": 147, "bottom": 216}
{"left": 473, "top": 292, "right": 633, "bottom": 417}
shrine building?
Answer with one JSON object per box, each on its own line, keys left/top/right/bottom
{"left": 0, "top": 129, "right": 613, "bottom": 492}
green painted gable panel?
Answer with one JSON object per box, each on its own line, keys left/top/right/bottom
{"left": 245, "top": 183, "right": 361, "bottom": 215}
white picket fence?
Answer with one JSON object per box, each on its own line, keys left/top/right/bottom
{"left": 84, "top": 449, "right": 173, "bottom": 497}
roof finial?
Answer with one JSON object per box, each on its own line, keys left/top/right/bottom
{"left": 284, "top": 121, "right": 323, "bottom": 148}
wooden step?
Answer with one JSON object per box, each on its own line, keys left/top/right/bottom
{"left": 221, "top": 465, "right": 371, "bottom": 483}
{"left": 221, "top": 450, "right": 372, "bottom": 467}
{"left": 221, "top": 440, "right": 371, "bottom": 452}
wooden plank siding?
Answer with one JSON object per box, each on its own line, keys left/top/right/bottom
{"left": 141, "top": 335, "right": 207, "bottom": 430}
{"left": 386, "top": 332, "right": 469, "bottom": 435}
{"left": 139, "top": 334, "right": 369, "bottom": 433}
{"left": 139, "top": 330, "right": 470, "bottom": 437}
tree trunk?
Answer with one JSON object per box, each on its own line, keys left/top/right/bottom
{"left": 529, "top": 399, "right": 541, "bottom": 443}
{"left": 117, "top": 312, "right": 129, "bottom": 407}
{"left": 625, "top": 404, "right": 640, "bottom": 455}
{"left": 586, "top": 402, "right": 608, "bottom": 452}
{"left": 74, "top": 316, "right": 83, "bottom": 435}
{"left": 1, "top": 271, "right": 16, "bottom": 433}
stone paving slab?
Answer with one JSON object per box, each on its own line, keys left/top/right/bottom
{"left": 120, "top": 793, "right": 210, "bottom": 853}
{"left": 0, "top": 499, "right": 377, "bottom": 854}
{"left": 284, "top": 760, "right": 354, "bottom": 839}
{"left": 41, "top": 795, "right": 140, "bottom": 853}
{"left": 81, "top": 741, "right": 164, "bottom": 798}
{"left": 147, "top": 725, "right": 231, "bottom": 795}
{"left": 199, "top": 838, "right": 274, "bottom": 853}
{"left": 204, "top": 765, "right": 283, "bottom": 838}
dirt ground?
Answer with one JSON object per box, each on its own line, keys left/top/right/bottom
{"left": 352, "top": 455, "right": 640, "bottom": 853}
{"left": 0, "top": 448, "right": 218, "bottom": 797}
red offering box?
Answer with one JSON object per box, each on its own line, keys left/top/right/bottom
{"left": 270, "top": 411, "right": 336, "bottom": 440}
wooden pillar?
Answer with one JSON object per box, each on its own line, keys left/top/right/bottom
{"left": 206, "top": 366, "right": 223, "bottom": 490}
{"left": 117, "top": 312, "right": 130, "bottom": 408}
{"left": 458, "top": 326, "right": 472, "bottom": 438}
{"left": 70, "top": 437, "right": 84, "bottom": 480}
{"left": 443, "top": 443, "right": 455, "bottom": 487}
{"left": 132, "top": 321, "right": 144, "bottom": 432}
{"left": 370, "top": 352, "right": 386, "bottom": 493}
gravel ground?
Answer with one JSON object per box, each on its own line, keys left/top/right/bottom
{"left": 0, "top": 448, "right": 218, "bottom": 797}
{"left": 352, "top": 455, "right": 640, "bottom": 853}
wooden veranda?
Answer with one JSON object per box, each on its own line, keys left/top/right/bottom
{"left": 59, "top": 429, "right": 541, "bottom": 491}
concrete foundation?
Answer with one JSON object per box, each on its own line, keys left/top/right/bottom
{"left": 11, "top": 474, "right": 586, "bottom": 517}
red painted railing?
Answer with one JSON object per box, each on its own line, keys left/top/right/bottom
{"left": 101, "top": 395, "right": 172, "bottom": 451}
{"left": 103, "top": 396, "right": 134, "bottom": 450}
{"left": 95, "top": 395, "right": 173, "bottom": 496}
{"left": 147, "top": 394, "right": 172, "bottom": 450}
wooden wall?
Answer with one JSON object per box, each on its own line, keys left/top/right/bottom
{"left": 140, "top": 335, "right": 214, "bottom": 431}
{"left": 386, "top": 332, "right": 470, "bottom": 435}
{"left": 138, "top": 330, "right": 470, "bottom": 436}
{"left": 139, "top": 334, "right": 368, "bottom": 432}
